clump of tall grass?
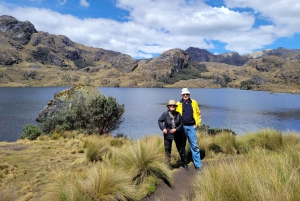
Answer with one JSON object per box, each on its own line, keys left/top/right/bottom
{"left": 282, "top": 131, "right": 300, "bottom": 148}
{"left": 85, "top": 135, "right": 112, "bottom": 162}
{"left": 195, "top": 131, "right": 237, "bottom": 159}
{"left": 209, "top": 131, "right": 237, "bottom": 155}
{"left": 190, "top": 146, "right": 300, "bottom": 201}
{"left": 52, "top": 164, "right": 142, "bottom": 201}
{"left": 237, "top": 128, "right": 284, "bottom": 153}
{"left": 113, "top": 136, "right": 173, "bottom": 187}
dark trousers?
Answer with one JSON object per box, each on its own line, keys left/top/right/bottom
{"left": 164, "top": 133, "right": 188, "bottom": 165}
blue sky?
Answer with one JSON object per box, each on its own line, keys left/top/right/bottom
{"left": 0, "top": 0, "right": 299, "bottom": 59}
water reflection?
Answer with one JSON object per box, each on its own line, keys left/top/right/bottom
{"left": 0, "top": 87, "right": 300, "bottom": 142}
{"left": 263, "top": 109, "right": 300, "bottom": 120}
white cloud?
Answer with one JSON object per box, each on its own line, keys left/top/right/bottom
{"left": 80, "top": 0, "right": 90, "bottom": 8}
{"left": 1, "top": 0, "right": 299, "bottom": 58}
{"left": 225, "top": 0, "right": 300, "bottom": 36}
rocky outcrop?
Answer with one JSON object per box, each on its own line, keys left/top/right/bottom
{"left": 137, "top": 48, "right": 190, "bottom": 81}
{"left": 250, "top": 56, "right": 285, "bottom": 72}
{"left": 36, "top": 84, "right": 101, "bottom": 122}
{"left": 0, "top": 15, "right": 37, "bottom": 45}
{"left": 112, "top": 54, "right": 138, "bottom": 73}
{"left": 186, "top": 47, "right": 249, "bottom": 66}
{"left": 0, "top": 15, "right": 121, "bottom": 68}
{"left": 185, "top": 47, "right": 215, "bottom": 62}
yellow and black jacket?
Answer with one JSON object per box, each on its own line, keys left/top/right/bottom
{"left": 176, "top": 99, "right": 201, "bottom": 126}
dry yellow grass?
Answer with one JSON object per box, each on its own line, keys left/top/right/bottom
{"left": 0, "top": 136, "right": 87, "bottom": 201}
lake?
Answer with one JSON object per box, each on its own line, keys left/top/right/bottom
{"left": 1, "top": 87, "right": 300, "bottom": 142}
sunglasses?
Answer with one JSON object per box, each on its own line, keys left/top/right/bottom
{"left": 168, "top": 105, "right": 177, "bottom": 107}
{"left": 182, "top": 94, "right": 190, "bottom": 96}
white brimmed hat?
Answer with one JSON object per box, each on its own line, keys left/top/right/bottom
{"left": 181, "top": 88, "right": 190, "bottom": 95}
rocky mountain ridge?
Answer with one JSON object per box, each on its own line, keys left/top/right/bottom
{"left": 0, "top": 15, "right": 300, "bottom": 93}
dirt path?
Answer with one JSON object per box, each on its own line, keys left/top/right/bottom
{"left": 143, "top": 163, "right": 203, "bottom": 201}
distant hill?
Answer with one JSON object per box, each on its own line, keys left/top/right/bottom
{"left": 0, "top": 15, "right": 300, "bottom": 94}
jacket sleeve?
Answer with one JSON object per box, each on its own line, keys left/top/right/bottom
{"left": 158, "top": 112, "right": 166, "bottom": 131}
{"left": 175, "top": 113, "right": 183, "bottom": 131}
{"left": 193, "top": 100, "right": 201, "bottom": 126}
{"left": 176, "top": 101, "right": 182, "bottom": 115}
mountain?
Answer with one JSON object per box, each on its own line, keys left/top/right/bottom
{"left": 0, "top": 15, "right": 300, "bottom": 94}
{"left": 185, "top": 47, "right": 250, "bottom": 66}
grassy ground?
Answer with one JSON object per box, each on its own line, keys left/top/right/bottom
{"left": 0, "top": 129, "right": 299, "bottom": 201}
{"left": 0, "top": 134, "right": 87, "bottom": 200}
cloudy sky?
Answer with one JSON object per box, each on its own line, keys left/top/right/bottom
{"left": 0, "top": 0, "right": 299, "bottom": 59}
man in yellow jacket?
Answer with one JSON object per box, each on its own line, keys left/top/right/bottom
{"left": 176, "top": 88, "right": 203, "bottom": 173}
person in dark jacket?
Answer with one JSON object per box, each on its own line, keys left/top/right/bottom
{"left": 158, "top": 100, "right": 189, "bottom": 171}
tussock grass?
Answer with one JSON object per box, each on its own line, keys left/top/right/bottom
{"left": 196, "top": 131, "right": 237, "bottom": 158}
{"left": 237, "top": 128, "right": 284, "bottom": 153}
{"left": 209, "top": 131, "right": 237, "bottom": 154}
{"left": 191, "top": 146, "right": 300, "bottom": 201}
{"left": 190, "top": 129, "right": 300, "bottom": 201}
{"left": 85, "top": 135, "right": 112, "bottom": 162}
{"left": 113, "top": 136, "right": 173, "bottom": 187}
{"left": 52, "top": 164, "right": 142, "bottom": 201}
{"left": 1, "top": 129, "right": 299, "bottom": 200}
{"left": 282, "top": 131, "right": 300, "bottom": 148}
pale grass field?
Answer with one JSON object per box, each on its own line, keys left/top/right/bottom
{"left": 0, "top": 129, "right": 299, "bottom": 201}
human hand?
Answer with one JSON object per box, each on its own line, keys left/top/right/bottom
{"left": 170, "top": 128, "right": 176, "bottom": 134}
{"left": 163, "top": 128, "right": 167, "bottom": 134}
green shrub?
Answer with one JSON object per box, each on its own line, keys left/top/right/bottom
{"left": 39, "top": 95, "right": 124, "bottom": 135}
{"left": 19, "top": 124, "right": 42, "bottom": 140}
{"left": 88, "top": 95, "right": 125, "bottom": 135}
{"left": 73, "top": 59, "right": 94, "bottom": 69}
{"left": 197, "top": 124, "right": 236, "bottom": 135}
{"left": 240, "top": 79, "right": 254, "bottom": 90}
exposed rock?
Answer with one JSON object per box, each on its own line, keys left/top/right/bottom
{"left": 31, "top": 34, "right": 41, "bottom": 46}
{"left": 137, "top": 48, "right": 190, "bottom": 81}
{"left": 112, "top": 54, "right": 138, "bottom": 73}
{"left": 81, "top": 66, "right": 100, "bottom": 73}
{"left": 61, "top": 36, "right": 75, "bottom": 47}
{"left": 0, "top": 49, "right": 21, "bottom": 65}
{"left": 0, "top": 15, "right": 37, "bottom": 45}
{"left": 36, "top": 84, "right": 101, "bottom": 122}
{"left": 185, "top": 47, "right": 214, "bottom": 62}
{"left": 250, "top": 75, "right": 266, "bottom": 85}
{"left": 253, "top": 56, "right": 285, "bottom": 72}
{"left": 186, "top": 47, "right": 249, "bottom": 66}
{"left": 66, "top": 50, "right": 82, "bottom": 61}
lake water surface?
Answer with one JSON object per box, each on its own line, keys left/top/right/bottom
{"left": 1, "top": 87, "right": 300, "bottom": 142}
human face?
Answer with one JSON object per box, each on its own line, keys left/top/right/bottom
{"left": 168, "top": 105, "right": 177, "bottom": 111}
{"left": 181, "top": 93, "right": 190, "bottom": 102}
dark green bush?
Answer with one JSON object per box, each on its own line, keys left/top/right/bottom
{"left": 197, "top": 124, "right": 236, "bottom": 135}
{"left": 88, "top": 95, "right": 125, "bottom": 134}
{"left": 19, "top": 124, "right": 42, "bottom": 140}
{"left": 240, "top": 79, "right": 254, "bottom": 90}
{"left": 73, "top": 59, "right": 94, "bottom": 69}
{"left": 39, "top": 96, "right": 124, "bottom": 135}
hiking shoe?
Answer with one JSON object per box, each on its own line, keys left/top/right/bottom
{"left": 195, "top": 167, "right": 204, "bottom": 174}
{"left": 183, "top": 164, "right": 189, "bottom": 171}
